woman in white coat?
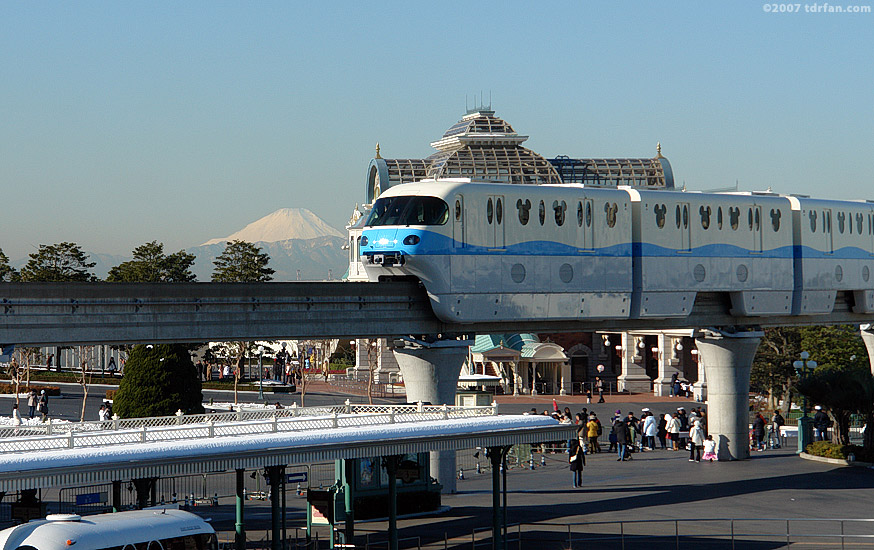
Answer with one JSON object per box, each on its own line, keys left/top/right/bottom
{"left": 643, "top": 412, "right": 657, "bottom": 450}
{"left": 666, "top": 413, "right": 681, "bottom": 450}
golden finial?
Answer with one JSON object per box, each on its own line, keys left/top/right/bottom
{"left": 656, "top": 142, "right": 664, "bottom": 159}
{"left": 375, "top": 142, "right": 382, "bottom": 159}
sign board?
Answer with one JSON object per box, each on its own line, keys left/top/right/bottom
{"left": 75, "top": 492, "right": 106, "bottom": 505}
{"left": 307, "top": 490, "right": 334, "bottom": 526}
{"left": 287, "top": 471, "right": 307, "bottom": 484}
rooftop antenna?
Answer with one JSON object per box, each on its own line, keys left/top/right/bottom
{"left": 489, "top": 90, "right": 492, "bottom": 110}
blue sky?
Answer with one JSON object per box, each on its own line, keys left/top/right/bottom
{"left": 2, "top": 1, "right": 872, "bottom": 260}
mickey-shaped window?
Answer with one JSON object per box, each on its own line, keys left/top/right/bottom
{"left": 516, "top": 199, "right": 531, "bottom": 225}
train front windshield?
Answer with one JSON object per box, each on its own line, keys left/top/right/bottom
{"left": 366, "top": 196, "right": 449, "bottom": 226}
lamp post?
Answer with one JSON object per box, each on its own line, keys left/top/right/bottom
{"left": 258, "top": 345, "right": 265, "bottom": 401}
{"left": 793, "top": 351, "right": 817, "bottom": 454}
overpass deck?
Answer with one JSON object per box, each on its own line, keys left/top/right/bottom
{"left": 0, "top": 404, "right": 573, "bottom": 492}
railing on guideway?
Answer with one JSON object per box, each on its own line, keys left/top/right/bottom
{"left": 0, "top": 402, "right": 499, "bottom": 453}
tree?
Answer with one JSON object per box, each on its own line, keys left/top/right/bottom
{"left": 74, "top": 345, "right": 96, "bottom": 422}
{"left": 751, "top": 328, "right": 802, "bottom": 410}
{"left": 796, "top": 325, "right": 871, "bottom": 446}
{"left": 211, "top": 240, "right": 274, "bottom": 282}
{"left": 0, "top": 247, "right": 18, "bottom": 282}
{"left": 113, "top": 344, "right": 204, "bottom": 418}
{"left": 798, "top": 365, "right": 874, "bottom": 446}
{"left": 19, "top": 242, "right": 97, "bottom": 282}
{"left": 211, "top": 241, "right": 274, "bottom": 399}
{"left": 799, "top": 325, "right": 868, "bottom": 371}
{"left": 107, "top": 241, "right": 196, "bottom": 282}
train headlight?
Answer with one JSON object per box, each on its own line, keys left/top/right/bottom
{"left": 403, "top": 235, "right": 420, "bottom": 246}
{"left": 360, "top": 236, "right": 368, "bottom": 246}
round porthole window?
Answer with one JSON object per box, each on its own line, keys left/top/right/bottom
{"left": 511, "top": 263, "right": 526, "bottom": 283}
{"left": 835, "top": 265, "right": 843, "bottom": 282}
{"left": 559, "top": 263, "right": 573, "bottom": 283}
{"left": 693, "top": 264, "right": 706, "bottom": 282}
{"left": 736, "top": 264, "right": 749, "bottom": 283}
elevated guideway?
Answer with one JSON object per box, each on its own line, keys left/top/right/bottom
{"left": 2, "top": 282, "right": 873, "bottom": 345}
{"left": 2, "top": 281, "right": 874, "bottom": 464}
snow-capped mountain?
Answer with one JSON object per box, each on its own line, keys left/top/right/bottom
{"left": 202, "top": 208, "right": 344, "bottom": 245}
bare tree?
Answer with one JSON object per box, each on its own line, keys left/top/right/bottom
{"left": 366, "top": 339, "right": 379, "bottom": 405}
{"left": 6, "top": 356, "right": 23, "bottom": 407}
{"left": 75, "top": 345, "right": 95, "bottom": 421}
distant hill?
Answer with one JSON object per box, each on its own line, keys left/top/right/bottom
{"left": 203, "top": 208, "right": 344, "bottom": 245}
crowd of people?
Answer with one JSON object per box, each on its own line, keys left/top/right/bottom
{"left": 531, "top": 403, "right": 717, "bottom": 488}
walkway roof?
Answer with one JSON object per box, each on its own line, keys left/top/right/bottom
{"left": 0, "top": 415, "right": 574, "bottom": 492}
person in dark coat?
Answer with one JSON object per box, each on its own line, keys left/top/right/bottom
{"left": 813, "top": 406, "right": 830, "bottom": 441}
{"left": 569, "top": 436, "right": 586, "bottom": 487}
{"left": 752, "top": 412, "right": 767, "bottom": 451}
{"left": 612, "top": 418, "right": 630, "bottom": 461}
{"left": 657, "top": 413, "right": 668, "bottom": 449}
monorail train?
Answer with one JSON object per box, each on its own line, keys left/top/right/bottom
{"left": 0, "top": 510, "right": 217, "bottom": 550}
{"left": 359, "top": 179, "right": 874, "bottom": 323}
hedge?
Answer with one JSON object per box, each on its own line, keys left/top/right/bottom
{"left": 0, "top": 384, "right": 61, "bottom": 396}
{"left": 805, "top": 441, "right": 874, "bottom": 463}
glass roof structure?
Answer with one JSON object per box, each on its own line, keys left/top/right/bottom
{"left": 366, "top": 109, "right": 674, "bottom": 203}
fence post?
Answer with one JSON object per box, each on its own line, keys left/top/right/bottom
{"left": 390, "top": 408, "right": 395, "bottom": 424}
{"left": 332, "top": 412, "right": 338, "bottom": 428}
{"left": 141, "top": 426, "right": 147, "bottom": 443}
{"left": 68, "top": 431, "right": 74, "bottom": 449}
{"left": 417, "top": 401, "right": 424, "bottom": 413}
{"left": 442, "top": 404, "right": 449, "bottom": 420}
{"left": 176, "top": 409, "right": 184, "bottom": 425}
{"left": 208, "top": 421, "right": 215, "bottom": 438}
{"left": 112, "top": 414, "right": 119, "bottom": 430}
{"left": 272, "top": 416, "right": 278, "bottom": 432}
{"left": 46, "top": 418, "right": 53, "bottom": 436}
{"left": 492, "top": 401, "right": 498, "bottom": 415}
{"left": 237, "top": 408, "right": 243, "bottom": 422}
{"left": 345, "top": 399, "right": 352, "bottom": 415}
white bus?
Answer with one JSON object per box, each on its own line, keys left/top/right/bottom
{"left": 0, "top": 510, "right": 217, "bottom": 550}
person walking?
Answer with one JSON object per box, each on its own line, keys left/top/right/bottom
{"left": 666, "top": 413, "right": 681, "bottom": 450}
{"left": 26, "top": 389, "right": 38, "bottom": 419}
{"left": 595, "top": 377, "right": 605, "bottom": 403}
{"left": 569, "top": 436, "right": 586, "bottom": 487}
{"left": 689, "top": 420, "right": 704, "bottom": 462}
{"left": 813, "top": 406, "right": 831, "bottom": 442}
{"left": 643, "top": 411, "right": 657, "bottom": 450}
{"left": 752, "top": 412, "right": 767, "bottom": 451}
{"left": 586, "top": 414, "right": 601, "bottom": 453}
{"left": 657, "top": 412, "right": 668, "bottom": 449}
{"left": 769, "top": 409, "right": 786, "bottom": 449}
{"left": 613, "top": 417, "right": 630, "bottom": 461}
{"left": 37, "top": 390, "right": 49, "bottom": 422}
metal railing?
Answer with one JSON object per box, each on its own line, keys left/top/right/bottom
{"left": 466, "top": 518, "right": 874, "bottom": 550}
{"left": 0, "top": 402, "right": 498, "bottom": 454}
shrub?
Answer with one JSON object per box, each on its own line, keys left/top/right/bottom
{"left": 805, "top": 441, "right": 874, "bottom": 462}
{"left": 0, "top": 385, "right": 61, "bottom": 396}
{"left": 113, "top": 344, "right": 204, "bottom": 418}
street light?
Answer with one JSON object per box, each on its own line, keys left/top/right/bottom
{"left": 258, "top": 345, "right": 265, "bottom": 401}
{"left": 793, "top": 351, "right": 817, "bottom": 453}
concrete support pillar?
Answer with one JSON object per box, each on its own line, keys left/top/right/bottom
{"left": 861, "top": 325, "right": 874, "bottom": 376}
{"left": 392, "top": 340, "right": 468, "bottom": 494}
{"left": 692, "top": 351, "right": 707, "bottom": 402}
{"left": 559, "top": 362, "right": 571, "bottom": 395}
{"left": 694, "top": 329, "right": 762, "bottom": 461}
{"left": 654, "top": 334, "right": 682, "bottom": 397}
{"left": 551, "top": 364, "right": 559, "bottom": 395}
{"left": 618, "top": 333, "right": 651, "bottom": 393}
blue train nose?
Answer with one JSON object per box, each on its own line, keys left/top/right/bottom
{"left": 369, "top": 229, "right": 399, "bottom": 249}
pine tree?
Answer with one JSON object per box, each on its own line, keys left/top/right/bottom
{"left": 211, "top": 240, "right": 274, "bottom": 282}
{"left": 113, "top": 344, "right": 204, "bottom": 418}
{"left": 19, "top": 242, "right": 96, "bottom": 282}
{"left": 0, "top": 248, "right": 18, "bottom": 282}
{"left": 107, "top": 241, "right": 196, "bottom": 282}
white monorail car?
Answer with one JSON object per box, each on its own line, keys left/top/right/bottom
{"left": 360, "top": 179, "right": 874, "bottom": 323}
{"left": 0, "top": 510, "right": 217, "bottom": 550}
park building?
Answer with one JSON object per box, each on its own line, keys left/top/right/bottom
{"left": 345, "top": 107, "right": 701, "bottom": 398}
